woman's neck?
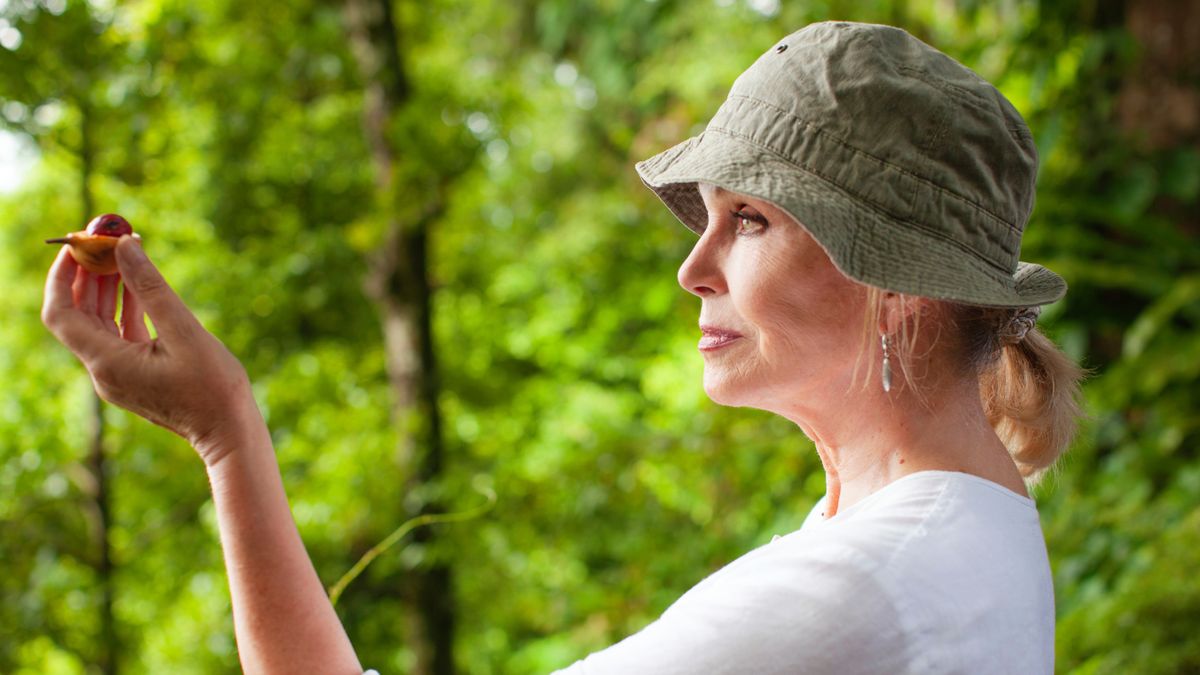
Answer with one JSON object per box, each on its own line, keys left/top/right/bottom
{"left": 784, "top": 374, "right": 1027, "bottom": 518}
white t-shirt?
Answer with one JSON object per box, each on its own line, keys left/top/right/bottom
{"left": 552, "top": 470, "right": 1054, "bottom": 675}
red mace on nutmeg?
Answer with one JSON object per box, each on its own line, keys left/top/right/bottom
{"left": 46, "top": 214, "right": 141, "bottom": 276}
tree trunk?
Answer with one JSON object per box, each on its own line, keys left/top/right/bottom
{"left": 343, "top": 1, "right": 455, "bottom": 673}
{"left": 80, "top": 101, "right": 119, "bottom": 675}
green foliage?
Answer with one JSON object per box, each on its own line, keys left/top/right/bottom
{"left": 1, "top": 0, "right": 1196, "bottom": 673}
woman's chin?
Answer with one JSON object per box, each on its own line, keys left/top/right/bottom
{"left": 702, "top": 372, "right": 753, "bottom": 407}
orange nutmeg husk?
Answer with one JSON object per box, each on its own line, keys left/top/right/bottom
{"left": 45, "top": 232, "right": 142, "bottom": 276}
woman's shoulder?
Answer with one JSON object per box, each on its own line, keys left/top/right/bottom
{"left": 704, "top": 471, "right": 1041, "bottom": 580}
{"left": 789, "top": 471, "right": 1047, "bottom": 576}
{"left": 779, "top": 470, "right": 1055, "bottom": 671}
{"left": 663, "top": 470, "right": 1054, "bottom": 671}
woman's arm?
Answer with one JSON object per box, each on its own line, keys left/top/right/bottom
{"left": 42, "top": 238, "right": 363, "bottom": 674}
{"left": 203, "top": 407, "right": 362, "bottom": 674}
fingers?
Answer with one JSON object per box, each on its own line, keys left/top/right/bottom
{"left": 45, "top": 245, "right": 79, "bottom": 317}
{"left": 43, "top": 246, "right": 123, "bottom": 361}
{"left": 72, "top": 261, "right": 97, "bottom": 314}
{"left": 46, "top": 245, "right": 86, "bottom": 323}
{"left": 120, "top": 282, "right": 150, "bottom": 342}
{"left": 98, "top": 274, "right": 119, "bottom": 336}
{"left": 114, "top": 236, "right": 203, "bottom": 340}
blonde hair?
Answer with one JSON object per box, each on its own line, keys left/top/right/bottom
{"left": 857, "top": 288, "right": 1084, "bottom": 484}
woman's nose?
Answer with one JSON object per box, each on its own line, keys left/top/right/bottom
{"left": 677, "top": 230, "right": 726, "bottom": 297}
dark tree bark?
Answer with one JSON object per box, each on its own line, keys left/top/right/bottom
{"left": 343, "top": 1, "right": 455, "bottom": 673}
{"left": 80, "top": 100, "right": 119, "bottom": 675}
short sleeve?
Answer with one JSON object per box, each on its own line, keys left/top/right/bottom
{"left": 551, "top": 542, "right": 910, "bottom": 675}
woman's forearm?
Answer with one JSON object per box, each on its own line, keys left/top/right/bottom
{"left": 202, "top": 405, "right": 362, "bottom": 675}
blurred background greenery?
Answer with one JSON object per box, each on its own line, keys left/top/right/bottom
{"left": 1, "top": 0, "right": 1197, "bottom": 673}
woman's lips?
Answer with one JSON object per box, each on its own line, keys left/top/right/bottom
{"left": 698, "top": 326, "right": 743, "bottom": 351}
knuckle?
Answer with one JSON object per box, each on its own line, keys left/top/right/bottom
{"left": 89, "top": 356, "right": 125, "bottom": 387}
{"left": 41, "top": 306, "right": 59, "bottom": 330}
{"left": 134, "top": 273, "right": 169, "bottom": 296}
{"left": 41, "top": 311, "right": 77, "bottom": 348}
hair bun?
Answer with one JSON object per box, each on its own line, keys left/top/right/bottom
{"left": 1000, "top": 306, "right": 1041, "bottom": 345}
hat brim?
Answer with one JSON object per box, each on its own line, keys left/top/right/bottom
{"left": 635, "top": 130, "right": 1066, "bottom": 308}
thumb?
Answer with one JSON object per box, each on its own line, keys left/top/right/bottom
{"left": 115, "top": 235, "right": 201, "bottom": 339}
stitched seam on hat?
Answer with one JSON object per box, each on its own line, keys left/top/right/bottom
{"left": 639, "top": 134, "right": 700, "bottom": 182}
{"left": 892, "top": 214, "right": 1013, "bottom": 277}
{"left": 721, "top": 94, "right": 1021, "bottom": 233}
{"left": 705, "top": 126, "right": 1014, "bottom": 276}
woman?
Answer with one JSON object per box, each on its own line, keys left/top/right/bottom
{"left": 43, "top": 21, "right": 1080, "bottom": 675}
{"left": 553, "top": 22, "right": 1082, "bottom": 673}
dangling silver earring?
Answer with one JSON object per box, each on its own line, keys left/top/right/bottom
{"left": 881, "top": 334, "right": 893, "bottom": 393}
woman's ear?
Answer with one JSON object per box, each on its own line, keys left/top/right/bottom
{"left": 876, "top": 292, "right": 928, "bottom": 335}
{"left": 877, "top": 291, "right": 903, "bottom": 335}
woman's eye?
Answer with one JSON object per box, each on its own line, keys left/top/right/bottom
{"left": 733, "top": 210, "right": 767, "bottom": 234}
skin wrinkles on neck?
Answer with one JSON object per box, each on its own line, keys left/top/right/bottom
{"left": 779, "top": 359, "right": 1028, "bottom": 518}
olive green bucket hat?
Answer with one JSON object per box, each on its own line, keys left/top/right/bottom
{"left": 635, "top": 21, "right": 1065, "bottom": 308}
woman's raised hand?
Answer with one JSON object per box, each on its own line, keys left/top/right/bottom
{"left": 46, "top": 238, "right": 366, "bottom": 671}
{"left": 42, "top": 236, "right": 258, "bottom": 467}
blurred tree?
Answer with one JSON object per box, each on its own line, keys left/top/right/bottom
{"left": 341, "top": 0, "right": 478, "bottom": 671}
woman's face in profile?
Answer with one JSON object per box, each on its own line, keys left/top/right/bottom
{"left": 678, "top": 184, "right": 869, "bottom": 414}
